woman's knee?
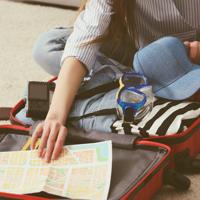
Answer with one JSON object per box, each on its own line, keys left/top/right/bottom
{"left": 32, "top": 27, "right": 73, "bottom": 76}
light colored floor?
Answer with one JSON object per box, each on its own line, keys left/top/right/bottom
{"left": 0, "top": 1, "right": 200, "bottom": 199}
{"left": 0, "top": 0, "right": 77, "bottom": 106}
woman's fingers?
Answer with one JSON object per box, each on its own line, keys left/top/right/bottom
{"left": 41, "top": 149, "right": 46, "bottom": 158}
{"left": 193, "top": 42, "right": 200, "bottom": 64}
{"left": 45, "top": 122, "right": 60, "bottom": 163}
{"left": 52, "top": 126, "right": 67, "bottom": 161}
{"left": 31, "top": 122, "right": 43, "bottom": 150}
{"left": 31, "top": 120, "right": 67, "bottom": 163}
{"left": 189, "top": 41, "right": 199, "bottom": 61}
{"left": 184, "top": 41, "right": 200, "bottom": 64}
{"left": 185, "top": 41, "right": 200, "bottom": 64}
{"left": 38, "top": 123, "right": 51, "bottom": 157}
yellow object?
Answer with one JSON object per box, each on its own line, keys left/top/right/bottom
{"left": 22, "top": 138, "right": 41, "bottom": 150}
{"left": 116, "top": 77, "right": 124, "bottom": 100}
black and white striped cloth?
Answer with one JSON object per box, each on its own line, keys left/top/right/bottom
{"left": 111, "top": 98, "right": 200, "bottom": 136}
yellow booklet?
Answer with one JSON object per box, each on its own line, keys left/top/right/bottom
{"left": 0, "top": 141, "right": 112, "bottom": 200}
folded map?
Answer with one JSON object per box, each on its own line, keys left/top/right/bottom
{"left": 0, "top": 141, "right": 112, "bottom": 200}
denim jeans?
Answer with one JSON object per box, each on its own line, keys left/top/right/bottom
{"left": 18, "top": 28, "right": 200, "bottom": 126}
{"left": 32, "top": 26, "right": 126, "bottom": 76}
{"left": 17, "top": 26, "right": 128, "bottom": 125}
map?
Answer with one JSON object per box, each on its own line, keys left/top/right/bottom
{"left": 0, "top": 141, "right": 112, "bottom": 200}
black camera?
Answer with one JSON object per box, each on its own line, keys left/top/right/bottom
{"left": 26, "top": 81, "right": 54, "bottom": 119}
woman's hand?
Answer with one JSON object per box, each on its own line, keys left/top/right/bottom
{"left": 184, "top": 41, "right": 200, "bottom": 64}
{"left": 31, "top": 119, "right": 67, "bottom": 163}
{"left": 30, "top": 57, "right": 86, "bottom": 163}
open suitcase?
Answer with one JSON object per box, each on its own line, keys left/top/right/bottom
{"left": 0, "top": 119, "right": 186, "bottom": 200}
{"left": 6, "top": 76, "right": 200, "bottom": 175}
{"left": 0, "top": 76, "right": 197, "bottom": 199}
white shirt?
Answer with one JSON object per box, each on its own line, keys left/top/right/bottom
{"left": 61, "top": 0, "right": 200, "bottom": 71}
{"left": 61, "top": 0, "right": 113, "bottom": 71}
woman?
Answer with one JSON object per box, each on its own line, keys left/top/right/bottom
{"left": 31, "top": 0, "right": 200, "bottom": 162}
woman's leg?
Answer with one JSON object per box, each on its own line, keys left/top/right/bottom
{"left": 32, "top": 26, "right": 73, "bottom": 76}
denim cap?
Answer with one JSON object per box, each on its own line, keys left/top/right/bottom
{"left": 133, "top": 36, "right": 200, "bottom": 100}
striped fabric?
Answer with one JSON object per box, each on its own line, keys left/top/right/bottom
{"left": 61, "top": 0, "right": 200, "bottom": 70}
{"left": 135, "top": 0, "right": 200, "bottom": 48}
{"left": 61, "top": 0, "right": 113, "bottom": 70}
{"left": 111, "top": 98, "right": 200, "bottom": 136}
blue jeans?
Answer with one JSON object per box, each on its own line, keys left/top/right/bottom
{"left": 32, "top": 27, "right": 72, "bottom": 76}
{"left": 17, "top": 26, "right": 128, "bottom": 125}
{"left": 20, "top": 28, "right": 199, "bottom": 125}
{"left": 32, "top": 26, "right": 126, "bottom": 76}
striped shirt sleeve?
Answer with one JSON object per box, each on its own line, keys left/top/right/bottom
{"left": 61, "top": 0, "right": 113, "bottom": 71}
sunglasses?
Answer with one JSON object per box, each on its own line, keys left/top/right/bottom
{"left": 116, "top": 72, "right": 154, "bottom": 123}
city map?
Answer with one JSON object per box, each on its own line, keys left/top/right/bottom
{"left": 0, "top": 141, "right": 112, "bottom": 200}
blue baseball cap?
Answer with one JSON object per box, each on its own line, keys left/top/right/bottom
{"left": 133, "top": 36, "right": 200, "bottom": 100}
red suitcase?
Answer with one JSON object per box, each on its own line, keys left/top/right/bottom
{"left": 0, "top": 121, "right": 184, "bottom": 200}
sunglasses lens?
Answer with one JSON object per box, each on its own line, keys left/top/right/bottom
{"left": 120, "top": 90, "right": 145, "bottom": 104}
{"left": 134, "top": 86, "right": 154, "bottom": 120}
{"left": 134, "top": 104, "right": 152, "bottom": 120}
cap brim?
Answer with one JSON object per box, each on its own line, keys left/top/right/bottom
{"left": 154, "top": 66, "right": 200, "bottom": 100}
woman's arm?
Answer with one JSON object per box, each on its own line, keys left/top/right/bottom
{"left": 31, "top": 58, "right": 86, "bottom": 163}
{"left": 61, "top": 0, "right": 112, "bottom": 70}
{"left": 31, "top": 0, "right": 112, "bottom": 163}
